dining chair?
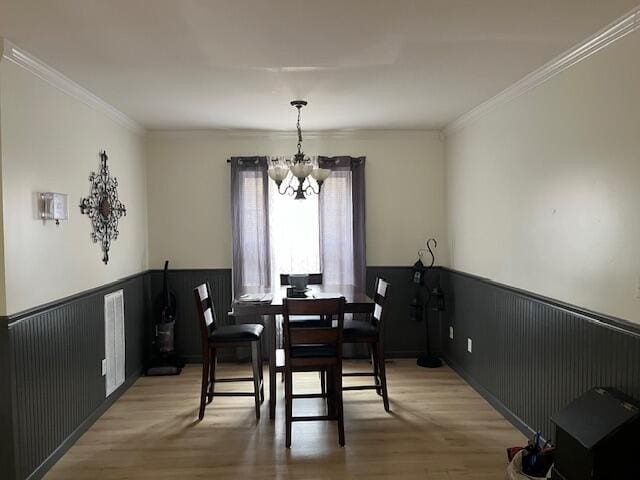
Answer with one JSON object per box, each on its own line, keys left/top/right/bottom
{"left": 193, "top": 281, "right": 264, "bottom": 421}
{"left": 279, "top": 272, "right": 328, "bottom": 392}
{"left": 282, "top": 297, "right": 346, "bottom": 447}
{"left": 280, "top": 273, "right": 324, "bottom": 286}
{"left": 342, "top": 277, "right": 391, "bottom": 412}
{"left": 279, "top": 273, "right": 326, "bottom": 328}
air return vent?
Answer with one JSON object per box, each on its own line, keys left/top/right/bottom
{"left": 104, "top": 290, "right": 125, "bottom": 396}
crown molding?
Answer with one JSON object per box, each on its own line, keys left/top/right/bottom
{"left": 1, "top": 39, "right": 145, "bottom": 136}
{"left": 443, "top": 6, "right": 640, "bottom": 137}
{"left": 147, "top": 128, "right": 438, "bottom": 140}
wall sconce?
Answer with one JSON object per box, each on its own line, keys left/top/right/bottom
{"left": 39, "top": 192, "right": 68, "bottom": 225}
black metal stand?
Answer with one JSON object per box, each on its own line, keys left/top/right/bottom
{"left": 417, "top": 355, "right": 443, "bottom": 368}
{"left": 417, "top": 287, "right": 444, "bottom": 369}
{"left": 416, "top": 314, "right": 443, "bottom": 368}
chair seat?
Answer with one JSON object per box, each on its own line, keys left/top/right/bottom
{"left": 290, "top": 315, "right": 330, "bottom": 328}
{"left": 290, "top": 345, "right": 337, "bottom": 358}
{"left": 210, "top": 324, "right": 263, "bottom": 343}
{"left": 278, "top": 315, "right": 330, "bottom": 328}
{"left": 344, "top": 319, "right": 378, "bottom": 338}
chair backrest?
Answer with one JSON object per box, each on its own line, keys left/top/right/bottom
{"left": 280, "top": 273, "right": 323, "bottom": 286}
{"left": 372, "top": 277, "right": 390, "bottom": 327}
{"left": 193, "top": 282, "right": 218, "bottom": 348}
{"left": 282, "top": 297, "right": 345, "bottom": 358}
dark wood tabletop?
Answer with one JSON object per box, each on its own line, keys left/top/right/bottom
{"left": 231, "top": 284, "right": 374, "bottom": 316}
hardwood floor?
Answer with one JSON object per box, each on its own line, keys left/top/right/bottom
{"left": 44, "top": 360, "right": 524, "bottom": 479}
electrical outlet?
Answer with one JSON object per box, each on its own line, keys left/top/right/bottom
{"left": 449, "top": 326, "right": 454, "bottom": 340}
{"left": 101, "top": 359, "right": 107, "bottom": 376}
{"left": 636, "top": 276, "right": 640, "bottom": 299}
{"left": 467, "top": 338, "right": 473, "bottom": 353}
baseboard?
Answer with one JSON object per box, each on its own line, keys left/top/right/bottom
{"left": 443, "top": 355, "right": 536, "bottom": 440}
{"left": 26, "top": 368, "right": 143, "bottom": 480}
{"left": 385, "top": 350, "right": 424, "bottom": 359}
{"left": 181, "top": 355, "right": 203, "bottom": 364}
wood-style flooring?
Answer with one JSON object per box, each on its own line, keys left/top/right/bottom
{"left": 44, "top": 359, "right": 524, "bottom": 479}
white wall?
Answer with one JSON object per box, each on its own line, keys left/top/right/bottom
{"left": 0, "top": 58, "right": 148, "bottom": 315}
{"left": 445, "top": 30, "right": 640, "bottom": 323}
{"left": 146, "top": 130, "right": 446, "bottom": 269}
{"left": 0, "top": 45, "right": 5, "bottom": 315}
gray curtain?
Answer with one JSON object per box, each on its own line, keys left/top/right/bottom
{"left": 230, "top": 156, "right": 271, "bottom": 296}
{"left": 318, "top": 156, "right": 366, "bottom": 290}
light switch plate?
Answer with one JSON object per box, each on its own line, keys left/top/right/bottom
{"left": 467, "top": 338, "right": 473, "bottom": 353}
{"left": 101, "top": 359, "right": 107, "bottom": 376}
{"left": 449, "top": 326, "right": 454, "bottom": 340}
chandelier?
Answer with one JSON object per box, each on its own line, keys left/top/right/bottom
{"left": 267, "top": 100, "right": 330, "bottom": 199}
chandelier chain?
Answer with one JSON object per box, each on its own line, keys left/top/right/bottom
{"left": 296, "top": 105, "right": 303, "bottom": 155}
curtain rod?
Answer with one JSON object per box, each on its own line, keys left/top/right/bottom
{"left": 227, "top": 156, "right": 365, "bottom": 164}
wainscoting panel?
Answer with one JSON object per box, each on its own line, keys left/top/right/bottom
{"left": 441, "top": 269, "right": 640, "bottom": 440}
{"left": 0, "top": 324, "right": 17, "bottom": 480}
{"left": 148, "top": 269, "right": 233, "bottom": 362}
{"left": 147, "top": 267, "right": 437, "bottom": 363}
{"left": 3, "top": 273, "right": 147, "bottom": 480}
{"left": 366, "top": 266, "right": 443, "bottom": 358}
{"left": 123, "top": 276, "right": 147, "bottom": 379}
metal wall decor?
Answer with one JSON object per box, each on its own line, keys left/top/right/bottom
{"left": 79, "top": 151, "right": 127, "bottom": 264}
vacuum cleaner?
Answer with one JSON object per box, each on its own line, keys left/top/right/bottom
{"left": 145, "top": 260, "right": 184, "bottom": 376}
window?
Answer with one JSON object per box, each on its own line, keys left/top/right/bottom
{"left": 267, "top": 166, "right": 357, "bottom": 287}
{"left": 268, "top": 179, "right": 321, "bottom": 287}
{"left": 230, "top": 156, "right": 365, "bottom": 294}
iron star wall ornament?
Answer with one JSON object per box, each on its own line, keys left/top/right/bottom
{"left": 80, "top": 151, "right": 127, "bottom": 264}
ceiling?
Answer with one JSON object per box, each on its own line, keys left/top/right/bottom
{"left": 0, "top": 0, "right": 636, "bottom": 131}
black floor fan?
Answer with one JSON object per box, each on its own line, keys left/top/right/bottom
{"left": 146, "top": 260, "right": 184, "bottom": 376}
{"left": 414, "top": 238, "right": 444, "bottom": 369}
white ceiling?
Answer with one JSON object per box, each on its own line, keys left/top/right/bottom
{"left": 0, "top": 0, "right": 637, "bottom": 131}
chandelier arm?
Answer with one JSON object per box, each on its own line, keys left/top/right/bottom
{"left": 276, "top": 175, "right": 296, "bottom": 196}
{"left": 298, "top": 175, "right": 318, "bottom": 196}
{"left": 304, "top": 183, "right": 320, "bottom": 196}
{"left": 278, "top": 185, "right": 296, "bottom": 196}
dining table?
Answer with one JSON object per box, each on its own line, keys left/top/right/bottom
{"left": 229, "top": 284, "right": 374, "bottom": 419}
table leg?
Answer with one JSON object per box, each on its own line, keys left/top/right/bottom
{"left": 269, "top": 314, "right": 277, "bottom": 419}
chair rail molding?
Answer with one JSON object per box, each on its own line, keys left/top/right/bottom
{"left": 0, "top": 38, "right": 144, "bottom": 135}
{"left": 443, "top": 6, "right": 640, "bottom": 136}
